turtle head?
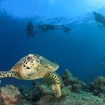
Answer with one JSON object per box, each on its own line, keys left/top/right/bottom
{"left": 18, "top": 54, "right": 40, "bottom": 79}
{"left": 24, "top": 54, "right": 40, "bottom": 70}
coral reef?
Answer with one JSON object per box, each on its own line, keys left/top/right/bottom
{"left": 1, "top": 69, "right": 105, "bottom": 105}
{"left": 0, "top": 85, "right": 22, "bottom": 105}
{"left": 61, "top": 69, "right": 86, "bottom": 92}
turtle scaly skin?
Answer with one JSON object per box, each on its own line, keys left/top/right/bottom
{"left": 0, "top": 54, "right": 61, "bottom": 98}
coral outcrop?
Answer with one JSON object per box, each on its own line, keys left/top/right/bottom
{"left": 87, "top": 76, "right": 105, "bottom": 103}
{"left": 61, "top": 69, "right": 86, "bottom": 92}
{"left": 90, "top": 76, "right": 105, "bottom": 95}
{"left": 0, "top": 85, "right": 22, "bottom": 105}
{"left": 19, "top": 85, "right": 40, "bottom": 103}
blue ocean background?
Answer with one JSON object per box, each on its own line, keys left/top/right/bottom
{"left": 0, "top": 0, "right": 105, "bottom": 87}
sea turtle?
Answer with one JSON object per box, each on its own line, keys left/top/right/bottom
{"left": 0, "top": 54, "right": 61, "bottom": 98}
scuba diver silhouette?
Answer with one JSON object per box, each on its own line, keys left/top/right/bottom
{"left": 93, "top": 11, "right": 105, "bottom": 26}
{"left": 26, "top": 21, "right": 40, "bottom": 38}
{"left": 38, "top": 24, "right": 70, "bottom": 33}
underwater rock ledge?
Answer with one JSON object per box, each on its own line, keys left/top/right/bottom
{"left": 0, "top": 69, "right": 105, "bottom": 105}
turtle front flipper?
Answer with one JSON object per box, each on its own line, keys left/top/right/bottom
{"left": 0, "top": 71, "right": 21, "bottom": 79}
{"left": 46, "top": 71, "right": 61, "bottom": 98}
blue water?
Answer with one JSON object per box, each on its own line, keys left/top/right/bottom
{"left": 0, "top": 0, "right": 105, "bottom": 87}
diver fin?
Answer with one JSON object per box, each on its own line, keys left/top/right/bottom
{"left": 62, "top": 25, "right": 70, "bottom": 31}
